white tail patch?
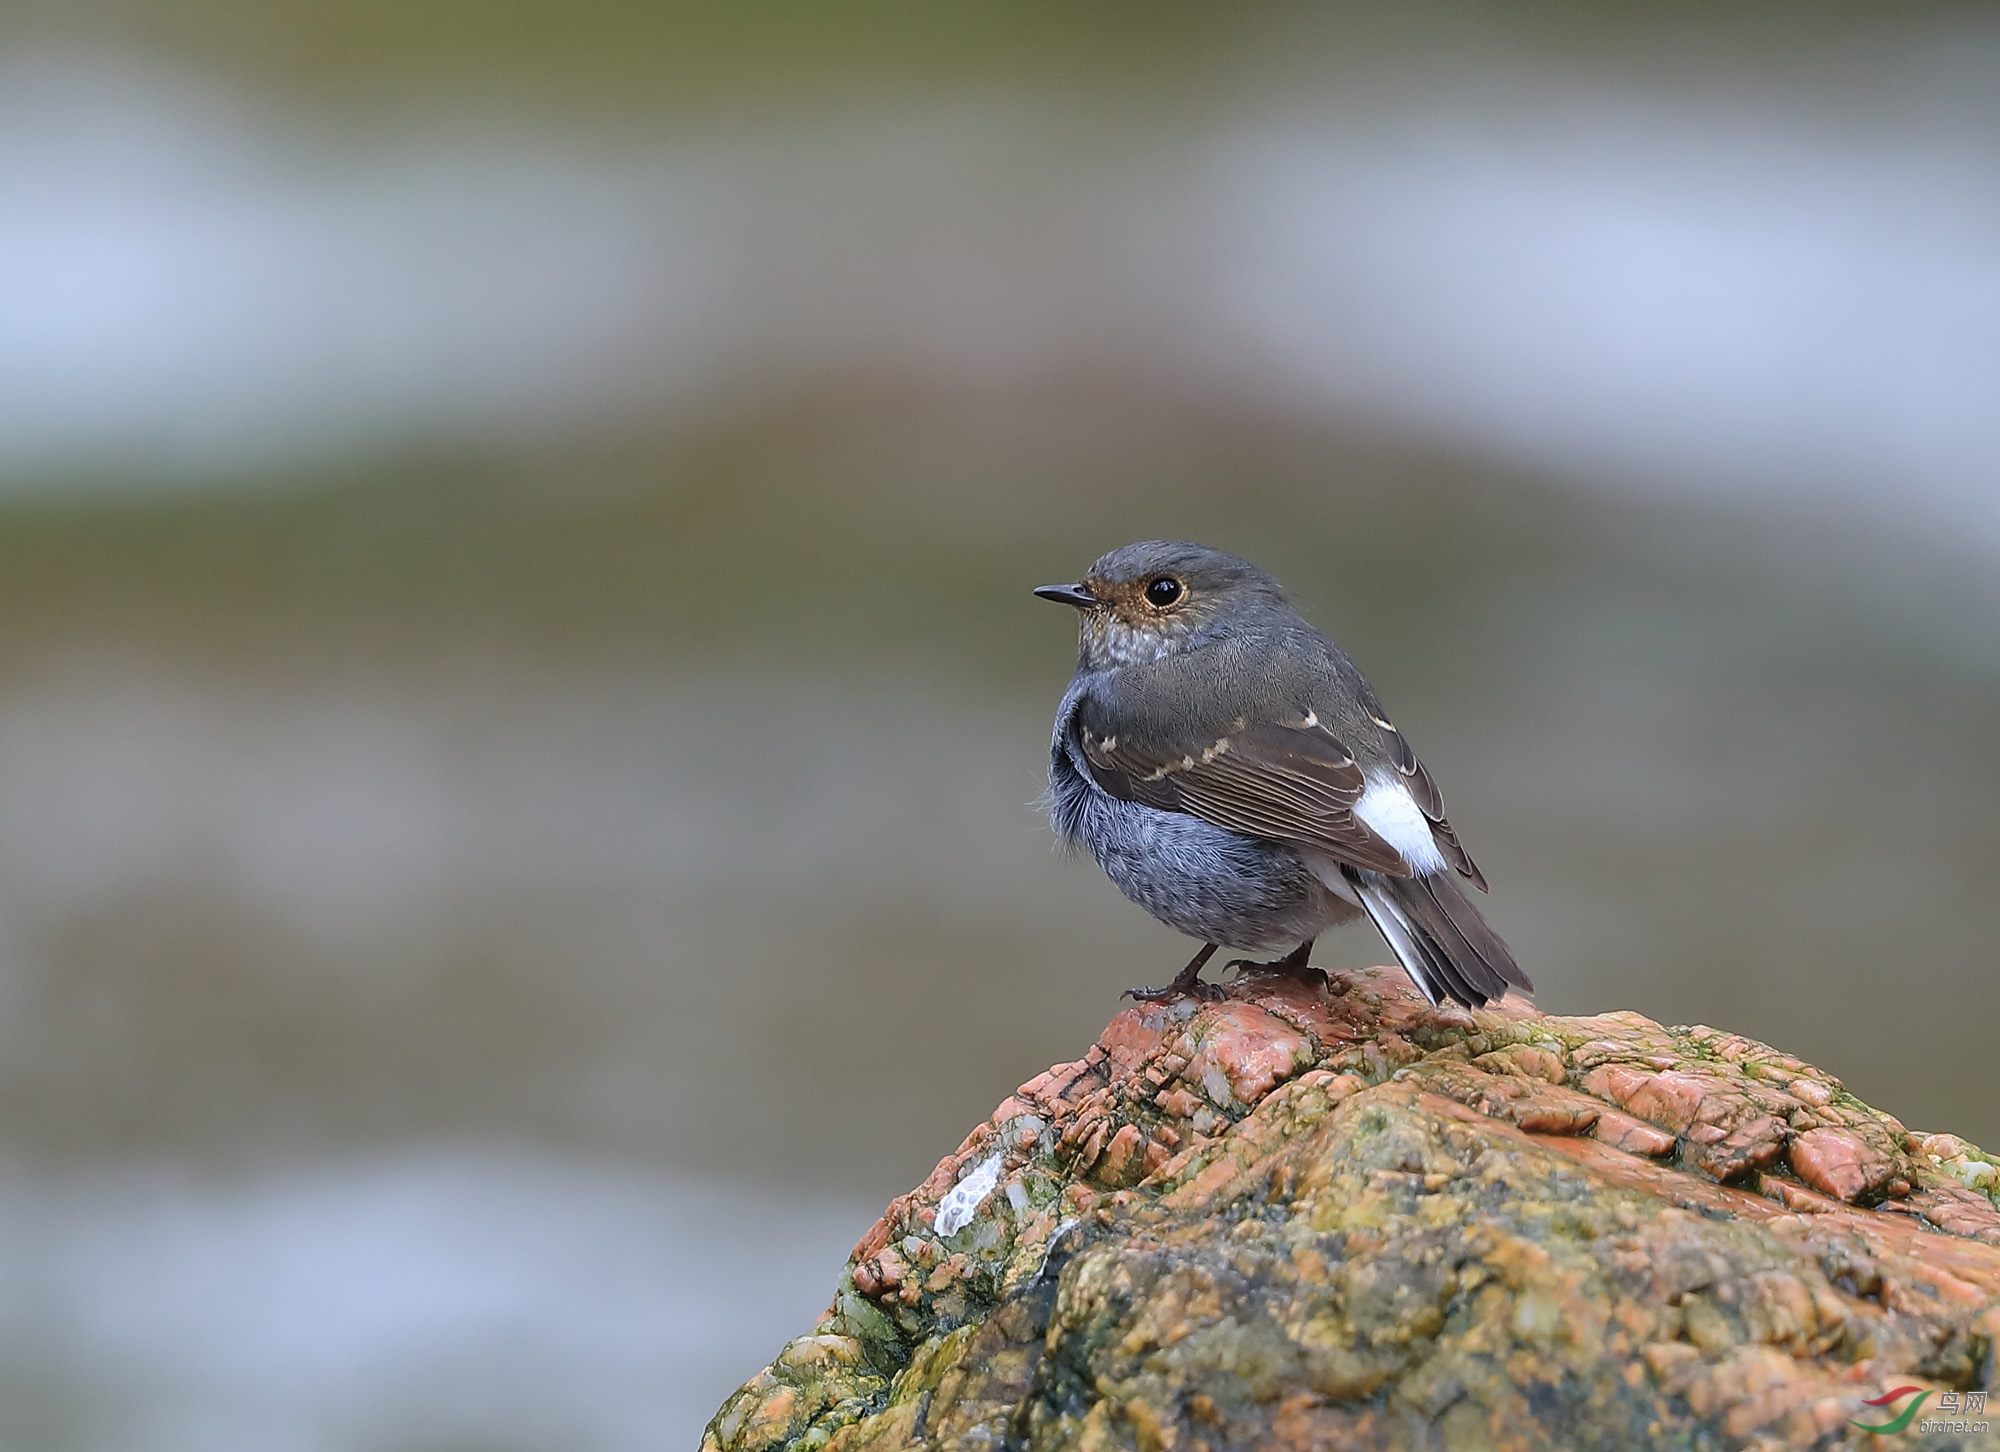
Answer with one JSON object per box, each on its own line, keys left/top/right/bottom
{"left": 1354, "top": 776, "right": 1446, "bottom": 873}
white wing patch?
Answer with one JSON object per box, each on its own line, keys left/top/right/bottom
{"left": 1354, "top": 776, "right": 1446, "bottom": 873}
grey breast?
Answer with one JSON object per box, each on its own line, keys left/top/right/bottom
{"left": 1047, "top": 678, "right": 1356, "bottom": 952}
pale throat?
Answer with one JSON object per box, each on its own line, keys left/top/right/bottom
{"left": 1081, "top": 614, "right": 1188, "bottom": 668}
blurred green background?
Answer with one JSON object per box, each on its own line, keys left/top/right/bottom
{"left": 0, "top": 3, "right": 1996, "bottom": 1447}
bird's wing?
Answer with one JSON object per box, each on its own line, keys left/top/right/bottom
{"left": 1370, "top": 715, "right": 1489, "bottom": 892}
{"left": 1071, "top": 708, "right": 1414, "bottom": 876}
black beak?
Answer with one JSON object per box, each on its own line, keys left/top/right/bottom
{"left": 1033, "top": 582, "right": 1099, "bottom": 609}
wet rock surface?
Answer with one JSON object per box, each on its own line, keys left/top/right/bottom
{"left": 703, "top": 968, "right": 2000, "bottom": 1451}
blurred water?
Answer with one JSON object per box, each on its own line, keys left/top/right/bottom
{"left": 1218, "top": 91, "right": 2000, "bottom": 533}
{"left": 0, "top": 55, "right": 717, "bottom": 476}
{"left": 0, "top": 13, "right": 1995, "bottom": 1449}
{"left": 3, "top": 46, "right": 1998, "bottom": 548}
{"left": 0, "top": 1151, "right": 873, "bottom": 1452}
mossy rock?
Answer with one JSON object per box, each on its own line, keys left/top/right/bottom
{"left": 705, "top": 968, "right": 2000, "bottom": 1451}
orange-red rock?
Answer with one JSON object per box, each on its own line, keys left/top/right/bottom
{"left": 1790, "top": 1125, "right": 1898, "bottom": 1203}
{"left": 706, "top": 966, "right": 2000, "bottom": 1452}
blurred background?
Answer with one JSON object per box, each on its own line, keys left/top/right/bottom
{"left": 0, "top": 1, "right": 1996, "bottom": 1446}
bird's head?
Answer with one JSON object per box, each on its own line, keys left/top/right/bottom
{"left": 1035, "top": 540, "right": 1288, "bottom": 670}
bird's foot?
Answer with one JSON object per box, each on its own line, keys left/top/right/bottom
{"left": 1123, "top": 943, "right": 1224, "bottom": 1004}
{"left": 1224, "top": 940, "right": 1326, "bottom": 990}
{"left": 1123, "top": 978, "right": 1226, "bottom": 1004}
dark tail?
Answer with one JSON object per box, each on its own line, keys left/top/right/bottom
{"left": 1345, "top": 867, "right": 1532, "bottom": 1008}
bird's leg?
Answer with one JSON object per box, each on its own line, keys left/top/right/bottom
{"left": 1124, "top": 942, "right": 1224, "bottom": 1003}
{"left": 1225, "top": 938, "right": 1327, "bottom": 989}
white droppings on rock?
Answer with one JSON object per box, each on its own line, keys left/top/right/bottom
{"left": 936, "top": 1153, "right": 1003, "bottom": 1237}
{"left": 1201, "top": 1063, "right": 1235, "bottom": 1109}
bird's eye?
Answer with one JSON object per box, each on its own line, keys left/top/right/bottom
{"left": 1143, "top": 577, "right": 1184, "bottom": 608}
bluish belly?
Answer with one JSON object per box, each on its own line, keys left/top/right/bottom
{"left": 1069, "top": 785, "right": 1345, "bottom": 951}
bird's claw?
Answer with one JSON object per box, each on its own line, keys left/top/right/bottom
{"left": 1123, "top": 979, "right": 1226, "bottom": 1004}
{"left": 1225, "top": 955, "right": 1328, "bottom": 989}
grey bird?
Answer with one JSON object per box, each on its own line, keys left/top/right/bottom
{"left": 1038, "top": 540, "right": 1531, "bottom": 1008}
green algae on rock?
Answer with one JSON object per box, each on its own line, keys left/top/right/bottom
{"left": 704, "top": 968, "right": 2000, "bottom": 1451}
